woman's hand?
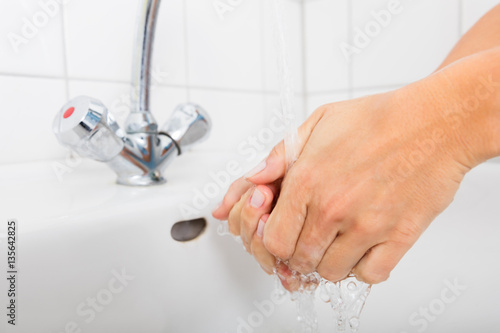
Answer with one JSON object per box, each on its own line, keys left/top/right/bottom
{"left": 213, "top": 48, "right": 500, "bottom": 285}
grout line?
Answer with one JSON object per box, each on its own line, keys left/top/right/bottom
{"left": 60, "top": 3, "right": 70, "bottom": 100}
{"left": 0, "top": 69, "right": 402, "bottom": 97}
{"left": 347, "top": 0, "right": 354, "bottom": 99}
{"left": 300, "top": 0, "right": 308, "bottom": 119}
{"left": 182, "top": 0, "right": 191, "bottom": 102}
{"left": 64, "top": 76, "right": 129, "bottom": 85}
{"left": 0, "top": 70, "right": 282, "bottom": 95}
{"left": 170, "top": 85, "right": 281, "bottom": 95}
{"left": 0, "top": 72, "right": 65, "bottom": 80}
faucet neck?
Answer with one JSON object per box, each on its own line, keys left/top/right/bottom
{"left": 127, "top": 0, "right": 162, "bottom": 133}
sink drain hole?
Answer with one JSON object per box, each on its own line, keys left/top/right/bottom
{"left": 171, "top": 218, "right": 207, "bottom": 242}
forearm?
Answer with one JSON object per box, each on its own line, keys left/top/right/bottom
{"left": 437, "top": 4, "right": 500, "bottom": 71}
{"left": 426, "top": 47, "right": 500, "bottom": 165}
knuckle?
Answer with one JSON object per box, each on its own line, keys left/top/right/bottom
{"left": 225, "top": 178, "right": 249, "bottom": 202}
{"left": 393, "top": 218, "right": 423, "bottom": 245}
{"left": 349, "top": 217, "right": 383, "bottom": 237}
{"left": 356, "top": 268, "right": 390, "bottom": 285}
{"left": 228, "top": 223, "right": 239, "bottom": 236}
{"left": 240, "top": 213, "right": 253, "bottom": 232}
{"left": 227, "top": 210, "right": 241, "bottom": 236}
{"left": 291, "top": 163, "right": 314, "bottom": 185}
{"left": 317, "top": 266, "right": 348, "bottom": 283}
{"left": 264, "top": 235, "right": 293, "bottom": 260}
{"left": 240, "top": 200, "right": 257, "bottom": 220}
{"left": 289, "top": 258, "right": 315, "bottom": 275}
{"left": 319, "top": 195, "right": 349, "bottom": 224}
{"left": 226, "top": 179, "right": 241, "bottom": 196}
{"left": 352, "top": 210, "right": 394, "bottom": 237}
{"left": 289, "top": 238, "right": 327, "bottom": 274}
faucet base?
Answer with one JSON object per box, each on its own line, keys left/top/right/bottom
{"left": 116, "top": 172, "right": 166, "bottom": 186}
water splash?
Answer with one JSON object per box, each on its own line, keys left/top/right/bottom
{"left": 320, "top": 276, "right": 372, "bottom": 332}
{"left": 275, "top": 257, "right": 371, "bottom": 332}
{"left": 272, "top": 0, "right": 299, "bottom": 170}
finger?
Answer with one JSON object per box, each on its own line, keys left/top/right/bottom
{"left": 316, "top": 231, "right": 378, "bottom": 283}
{"left": 250, "top": 214, "right": 275, "bottom": 274}
{"left": 227, "top": 189, "right": 253, "bottom": 237}
{"left": 352, "top": 240, "right": 412, "bottom": 285}
{"left": 287, "top": 209, "right": 341, "bottom": 275}
{"left": 276, "top": 262, "right": 301, "bottom": 292}
{"left": 212, "top": 177, "right": 253, "bottom": 220}
{"left": 352, "top": 217, "right": 425, "bottom": 284}
{"left": 240, "top": 185, "right": 275, "bottom": 252}
{"left": 245, "top": 106, "right": 327, "bottom": 185}
{"left": 262, "top": 164, "right": 309, "bottom": 261}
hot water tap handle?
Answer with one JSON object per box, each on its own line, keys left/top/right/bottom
{"left": 53, "top": 96, "right": 124, "bottom": 162}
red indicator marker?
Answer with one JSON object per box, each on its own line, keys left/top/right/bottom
{"left": 63, "top": 107, "right": 75, "bottom": 119}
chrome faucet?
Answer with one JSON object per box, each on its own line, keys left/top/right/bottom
{"left": 52, "top": 0, "right": 211, "bottom": 186}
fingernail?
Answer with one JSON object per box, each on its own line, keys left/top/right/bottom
{"left": 245, "top": 160, "right": 266, "bottom": 179}
{"left": 256, "top": 219, "right": 265, "bottom": 237}
{"left": 211, "top": 202, "right": 222, "bottom": 214}
{"left": 250, "top": 188, "right": 265, "bottom": 208}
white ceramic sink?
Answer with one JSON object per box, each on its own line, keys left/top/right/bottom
{"left": 1, "top": 153, "right": 500, "bottom": 333}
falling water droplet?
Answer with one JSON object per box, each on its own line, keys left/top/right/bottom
{"left": 347, "top": 281, "right": 357, "bottom": 291}
{"left": 349, "top": 317, "right": 360, "bottom": 332}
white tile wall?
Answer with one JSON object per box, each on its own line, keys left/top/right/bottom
{"left": 261, "top": 0, "right": 304, "bottom": 94}
{"left": 0, "top": 75, "right": 67, "bottom": 164}
{"left": 190, "top": 89, "right": 265, "bottom": 152}
{"left": 351, "top": 0, "right": 460, "bottom": 88}
{"left": 0, "top": 1, "right": 66, "bottom": 77}
{"left": 0, "top": 0, "right": 499, "bottom": 166}
{"left": 462, "top": 0, "right": 499, "bottom": 32}
{"left": 306, "top": 92, "right": 349, "bottom": 116}
{"left": 63, "top": 0, "right": 136, "bottom": 82}
{"left": 186, "top": 0, "right": 263, "bottom": 91}
{"left": 304, "top": 0, "right": 350, "bottom": 93}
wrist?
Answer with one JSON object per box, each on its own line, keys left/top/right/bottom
{"left": 421, "top": 48, "right": 500, "bottom": 167}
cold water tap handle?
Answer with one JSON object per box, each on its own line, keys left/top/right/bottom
{"left": 53, "top": 96, "right": 124, "bottom": 162}
{"left": 160, "top": 103, "right": 211, "bottom": 153}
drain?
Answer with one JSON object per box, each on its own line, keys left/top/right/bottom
{"left": 170, "top": 218, "right": 207, "bottom": 242}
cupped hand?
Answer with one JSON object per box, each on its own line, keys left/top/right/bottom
{"left": 213, "top": 65, "right": 487, "bottom": 285}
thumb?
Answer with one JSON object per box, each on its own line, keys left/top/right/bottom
{"left": 245, "top": 107, "right": 326, "bottom": 185}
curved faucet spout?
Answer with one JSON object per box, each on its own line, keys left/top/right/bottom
{"left": 127, "top": 0, "right": 162, "bottom": 134}
{"left": 53, "top": 0, "right": 211, "bottom": 186}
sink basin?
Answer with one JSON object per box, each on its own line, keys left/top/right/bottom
{"left": 1, "top": 153, "right": 500, "bottom": 333}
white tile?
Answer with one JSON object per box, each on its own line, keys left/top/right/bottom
{"left": 186, "top": 0, "right": 262, "bottom": 91}
{"left": 64, "top": 0, "right": 136, "bottom": 82}
{"left": 462, "top": 0, "right": 498, "bottom": 33}
{"left": 0, "top": 1, "right": 65, "bottom": 77}
{"left": 351, "top": 0, "right": 460, "bottom": 88}
{"left": 68, "top": 80, "right": 188, "bottom": 129}
{"left": 351, "top": 85, "right": 402, "bottom": 99}
{"left": 263, "top": 92, "right": 307, "bottom": 124}
{"left": 304, "top": 0, "right": 350, "bottom": 92}
{"left": 262, "top": 93, "right": 306, "bottom": 151}
{"left": 189, "top": 89, "right": 265, "bottom": 154}
{"left": 150, "top": 86, "right": 189, "bottom": 128}
{"left": 306, "top": 91, "right": 350, "bottom": 116}
{"left": 65, "top": 0, "right": 186, "bottom": 84}
{"left": 148, "top": 0, "right": 187, "bottom": 86}
{"left": 261, "top": 0, "right": 304, "bottom": 93}
{"left": 0, "top": 75, "right": 67, "bottom": 164}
